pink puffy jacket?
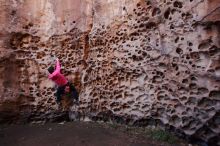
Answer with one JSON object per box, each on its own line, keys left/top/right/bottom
{"left": 48, "top": 59, "right": 68, "bottom": 86}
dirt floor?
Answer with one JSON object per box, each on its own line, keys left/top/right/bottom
{"left": 0, "top": 121, "right": 189, "bottom": 146}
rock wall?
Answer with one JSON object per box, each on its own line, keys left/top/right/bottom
{"left": 0, "top": 0, "right": 220, "bottom": 144}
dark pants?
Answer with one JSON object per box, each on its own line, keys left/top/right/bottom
{"left": 56, "top": 82, "right": 79, "bottom": 103}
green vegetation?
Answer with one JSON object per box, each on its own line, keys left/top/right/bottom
{"left": 149, "top": 129, "right": 178, "bottom": 144}
{"left": 105, "top": 123, "right": 179, "bottom": 144}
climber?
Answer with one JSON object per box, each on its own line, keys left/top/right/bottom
{"left": 47, "top": 58, "right": 79, "bottom": 107}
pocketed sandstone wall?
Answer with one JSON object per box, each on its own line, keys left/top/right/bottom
{"left": 0, "top": 0, "right": 219, "bottom": 144}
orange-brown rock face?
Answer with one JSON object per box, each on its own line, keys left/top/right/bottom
{"left": 0, "top": 0, "right": 220, "bottom": 144}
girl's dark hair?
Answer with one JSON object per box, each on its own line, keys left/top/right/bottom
{"left": 48, "top": 66, "right": 55, "bottom": 74}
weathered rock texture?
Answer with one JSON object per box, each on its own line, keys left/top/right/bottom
{"left": 0, "top": 0, "right": 220, "bottom": 144}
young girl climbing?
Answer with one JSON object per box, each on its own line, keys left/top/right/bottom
{"left": 47, "top": 58, "right": 79, "bottom": 107}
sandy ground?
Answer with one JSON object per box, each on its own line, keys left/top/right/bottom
{"left": 0, "top": 121, "right": 188, "bottom": 146}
